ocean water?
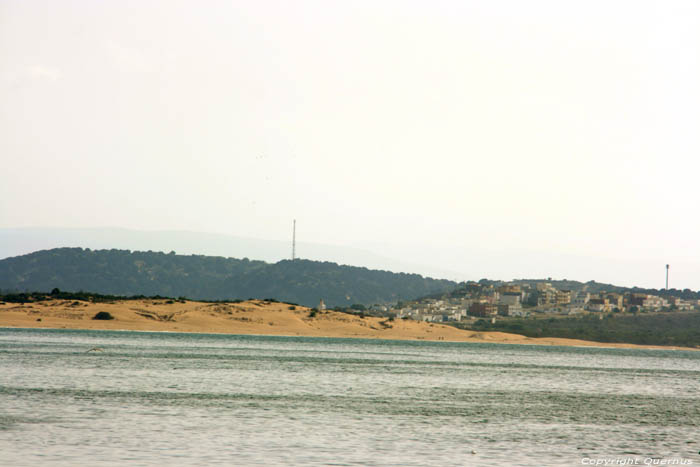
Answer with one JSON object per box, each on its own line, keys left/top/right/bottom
{"left": 0, "top": 328, "right": 699, "bottom": 466}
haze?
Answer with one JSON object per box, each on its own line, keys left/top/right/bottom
{"left": 1, "top": 1, "right": 699, "bottom": 289}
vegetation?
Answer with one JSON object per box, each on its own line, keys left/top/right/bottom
{"left": 335, "top": 308, "right": 367, "bottom": 319}
{"left": 453, "top": 312, "right": 700, "bottom": 348}
{"left": 0, "top": 247, "right": 455, "bottom": 308}
{"left": 0, "top": 289, "right": 176, "bottom": 304}
{"left": 92, "top": 311, "right": 114, "bottom": 320}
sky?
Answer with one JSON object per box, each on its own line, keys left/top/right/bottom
{"left": 1, "top": 1, "right": 699, "bottom": 289}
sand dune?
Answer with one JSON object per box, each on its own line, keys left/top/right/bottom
{"left": 0, "top": 298, "right": 694, "bottom": 350}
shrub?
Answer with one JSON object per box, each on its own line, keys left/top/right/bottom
{"left": 92, "top": 311, "right": 114, "bottom": 320}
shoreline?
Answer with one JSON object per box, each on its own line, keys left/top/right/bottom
{"left": 1, "top": 325, "right": 696, "bottom": 352}
{"left": 1, "top": 298, "right": 697, "bottom": 351}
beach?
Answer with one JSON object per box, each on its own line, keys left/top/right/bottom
{"left": 0, "top": 298, "right": 693, "bottom": 350}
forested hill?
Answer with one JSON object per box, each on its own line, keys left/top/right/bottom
{"left": 0, "top": 248, "right": 456, "bottom": 308}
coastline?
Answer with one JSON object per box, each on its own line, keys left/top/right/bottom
{"left": 1, "top": 298, "right": 696, "bottom": 351}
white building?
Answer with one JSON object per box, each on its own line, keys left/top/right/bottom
{"left": 572, "top": 291, "right": 590, "bottom": 307}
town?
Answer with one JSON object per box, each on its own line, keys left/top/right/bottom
{"left": 354, "top": 280, "right": 700, "bottom": 324}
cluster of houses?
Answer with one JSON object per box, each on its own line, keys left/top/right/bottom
{"left": 392, "top": 281, "right": 700, "bottom": 323}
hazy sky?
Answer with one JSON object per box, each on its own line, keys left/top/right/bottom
{"left": 2, "top": 1, "right": 699, "bottom": 288}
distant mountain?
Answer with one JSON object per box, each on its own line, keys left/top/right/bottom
{"left": 0, "top": 227, "right": 461, "bottom": 280}
{"left": 0, "top": 248, "right": 456, "bottom": 308}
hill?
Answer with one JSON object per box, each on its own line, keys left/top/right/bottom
{"left": 418, "top": 278, "right": 700, "bottom": 302}
{"left": 0, "top": 248, "right": 455, "bottom": 308}
{"left": 510, "top": 278, "right": 700, "bottom": 301}
{"left": 0, "top": 227, "right": 459, "bottom": 280}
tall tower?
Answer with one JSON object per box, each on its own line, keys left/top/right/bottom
{"left": 665, "top": 264, "right": 669, "bottom": 290}
{"left": 292, "top": 219, "right": 296, "bottom": 261}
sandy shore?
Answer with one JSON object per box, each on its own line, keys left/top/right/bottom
{"left": 0, "top": 298, "right": 694, "bottom": 351}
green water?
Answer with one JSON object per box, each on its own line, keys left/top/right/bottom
{"left": 1, "top": 328, "right": 698, "bottom": 466}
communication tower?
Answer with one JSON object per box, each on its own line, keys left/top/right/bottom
{"left": 292, "top": 219, "right": 296, "bottom": 261}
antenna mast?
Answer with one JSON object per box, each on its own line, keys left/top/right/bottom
{"left": 666, "top": 264, "right": 669, "bottom": 290}
{"left": 292, "top": 219, "right": 296, "bottom": 261}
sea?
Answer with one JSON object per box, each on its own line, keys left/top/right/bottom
{"left": 0, "top": 328, "right": 698, "bottom": 467}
